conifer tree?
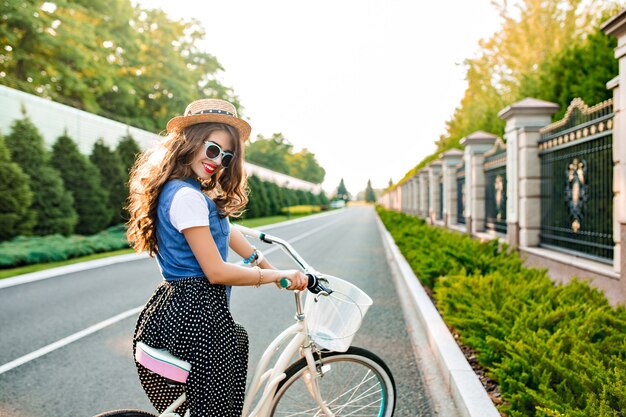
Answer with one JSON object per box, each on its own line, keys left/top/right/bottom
{"left": 317, "top": 190, "right": 329, "bottom": 206}
{"left": 6, "top": 114, "right": 77, "bottom": 235}
{"left": 262, "top": 181, "right": 285, "bottom": 216}
{"left": 116, "top": 134, "right": 142, "bottom": 175}
{"left": 91, "top": 139, "right": 128, "bottom": 225}
{"left": 51, "top": 133, "right": 111, "bottom": 235}
{"left": 365, "top": 179, "right": 377, "bottom": 203}
{"left": 0, "top": 135, "right": 35, "bottom": 240}
{"left": 336, "top": 178, "right": 350, "bottom": 202}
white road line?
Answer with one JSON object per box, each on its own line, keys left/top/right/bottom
{"left": 0, "top": 212, "right": 344, "bottom": 375}
{"left": 0, "top": 306, "right": 143, "bottom": 376}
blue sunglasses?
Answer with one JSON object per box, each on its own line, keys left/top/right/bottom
{"left": 204, "top": 141, "right": 235, "bottom": 168}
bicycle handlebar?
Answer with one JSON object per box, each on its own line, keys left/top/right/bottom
{"left": 233, "top": 224, "right": 332, "bottom": 295}
{"left": 279, "top": 274, "right": 333, "bottom": 295}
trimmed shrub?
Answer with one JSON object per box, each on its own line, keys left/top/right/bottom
{"left": 281, "top": 205, "right": 321, "bottom": 216}
{"left": 377, "top": 206, "right": 626, "bottom": 417}
{"left": 51, "top": 133, "right": 111, "bottom": 235}
{"left": 91, "top": 139, "right": 128, "bottom": 225}
{"left": 0, "top": 225, "right": 130, "bottom": 267}
{"left": 5, "top": 115, "right": 77, "bottom": 235}
{"left": 116, "top": 134, "right": 142, "bottom": 175}
{"left": 0, "top": 135, "right": 35, "bottom": 240}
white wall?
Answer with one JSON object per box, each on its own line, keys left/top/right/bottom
{"left": 0, "top": 85, "right": 320, "bottom": 193}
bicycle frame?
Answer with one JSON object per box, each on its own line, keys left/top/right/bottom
{"left": 235, "top": 224, "right": 334, "bottom": 417}
{"left": 157, "top": 225, "right": 335, "bottom": 417}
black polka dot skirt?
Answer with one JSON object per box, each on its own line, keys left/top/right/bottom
{"left": 133, "top": 277, "right": 249, "bottom": 417}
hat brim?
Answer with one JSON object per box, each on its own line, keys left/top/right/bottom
{"left": 166, "top": 114, "right": 251, "bottom": 141}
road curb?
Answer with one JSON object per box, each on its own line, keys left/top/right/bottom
{"left": 375, "top": 216, "right": 500, "bottom": 417}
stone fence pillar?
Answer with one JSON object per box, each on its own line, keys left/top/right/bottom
{"left": 428, "top": 160, "right": 443, "bottom": 222}
{"left": 412, "top": 176, "right": 420, "bottom": 215}
{"left": 460, "top": 131, "right": 498, "bottom": 234}
{"left": 419, "top": 169, "right": 429, "bottom": 218}
{"left": 498, "top": 98, "right": 559, "bottom": 247}
{"left": 441, "top": 149, "right": 464, "bottom": 226}
{"left": 603, "top": 9, "right": 626, "bottom": 275}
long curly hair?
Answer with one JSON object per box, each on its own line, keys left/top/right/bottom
{"left": 126, "top": 123, "right": 248, "bottom": 256}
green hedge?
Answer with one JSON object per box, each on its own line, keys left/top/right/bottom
{"left": 0, "top": 225, "right": 129, "bottom": 268}
{"left": 281, "top": 205, "right": 322, "bottom": 215}
{"left": 377, "top": 207, "right": 626, "bottom": 417}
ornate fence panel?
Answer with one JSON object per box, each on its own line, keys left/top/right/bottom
{"left": 456, "top": 164, "right": 466, "bottom": 224}
{"left": 538, "top": 99, "right": 613, "bottom": 263}
{"left": 483, "top": 140, "right": 507, "bottom": 234}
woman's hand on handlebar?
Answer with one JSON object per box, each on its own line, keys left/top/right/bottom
{"left": 276, "top": 270, "right": 308, "bottom": 291}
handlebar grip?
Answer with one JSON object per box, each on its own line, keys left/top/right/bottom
{"left": 306, "top": 273, "right": 332, "bottom": 295}
{"left": 279, "top": 277, "right": 291, "bottom": 289}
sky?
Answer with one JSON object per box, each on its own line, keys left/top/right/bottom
{"left": 135, "top": 0, "right": 502, "bottom": 195}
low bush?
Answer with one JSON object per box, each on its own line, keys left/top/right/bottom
{"left": 0, "top": 225, "right": 129, "bottom": 268}
{"left": 281, "top": 205, "right": 321, "bottom": 215}
{"left": 377, "top": 206, "right": 626, "bottom": 417}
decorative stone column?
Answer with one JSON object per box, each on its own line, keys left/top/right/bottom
{"left": 603, "top": 9, "right": 626, "bottom": 275}
{"left": 428, "top": 160, "right": 443, "bottom": 222}
{"left": 440, "top": 149, "right": 464, "bottom": 227}
{"left": 498, "top": 98, "right": 559, "bottom": 247}
{"left": 411, "top": 176, "right": 419, "bottom": 215}
{"left": 419, "top": 169, "right": 430, "bottom": 218}
{"left": 460, "top": 131, "right": 498, "bottom": 234}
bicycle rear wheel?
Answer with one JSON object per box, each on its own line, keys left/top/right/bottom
{"left": 92, "top": 410, "right": 157, "bottom": 417}
{"left": 270, "top": 346, "right": 396, "bottom": 416}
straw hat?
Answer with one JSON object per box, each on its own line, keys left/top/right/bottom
{"left": 166, "top": 99, "right": 251, "bottom": 141}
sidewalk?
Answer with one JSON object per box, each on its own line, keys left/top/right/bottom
{"left": 375, "top": 215, "right": 500, "bottom": 417}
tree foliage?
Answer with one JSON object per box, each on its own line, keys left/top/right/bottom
{"left": 90, "top": 139, "right": 128, "bottom": 225}
{"left": 245, "top": 133, "right": 326, "bottom": 184}
{"left": 5, "top": 113, "right": 77, "bottom": 235}
{"left": 0, "top": 0, "right": 239, "bottom": 132}
{"left": 395, "top": 0, "right": 621, "bottom": 188}
{"left": 0, "top": 135, "right": 35, "bottom": 240}
{"left": 115, "top": 133, "right": 142, "bottom": 175}
{"left": 335, "top": 178, "right": 350, "bottom": 202}
{"left": 50, "top": 133, "right": 111, "bottom": 234}
{"left": 365, "top": 179, "right": 376, "bottom": 203}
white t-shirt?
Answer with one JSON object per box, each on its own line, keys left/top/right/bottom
{"left": 169, "top": 187, "right": 210, "bottom": 232}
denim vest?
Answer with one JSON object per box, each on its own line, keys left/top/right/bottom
{"left": 155, "top": 178, "right": 231, "bottom": 301}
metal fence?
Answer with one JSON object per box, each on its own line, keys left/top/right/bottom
{"left": 483, "top": 142, "right": 507, "bottom": 234}
{"left": 538, "top": 99, "right": 614, "bottom": 263}
{"left": 456, "top": 165, "right": 466, "bottom": 224}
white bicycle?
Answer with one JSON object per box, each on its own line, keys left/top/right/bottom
{"left": 95, "top": 224, "right": 396, "bottom": 417}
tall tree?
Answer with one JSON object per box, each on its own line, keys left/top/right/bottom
{"left": 287, "top": 148, "right": 326, "bottom": 184}
{"left": 0, "top": 0, "right": 239, "bottom": 132}
{"left": 246, "top": 133, "right": 326, "bottom": 183}
{"left": 5, "top": 113, "right": 77, "bottom": 235}
{"left": 365, "top": 179, "right": 376, "bottom": 203}
{"left": 0, "top": 135, "right": 35, "bottom": 240}
{"left": 336, "top": 178, "right": 350, "bottom": 202}
{"left": 90, "top": 139, "right": 128, "bottom": 225}
{"left": 51, "top": 133, "right": 111, "bottom": 234}
{"left": 116, "top": 133, "right": 142, "bottom": 175}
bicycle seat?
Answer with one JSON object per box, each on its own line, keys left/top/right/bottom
{"left": 135, "top": 341, "right": 191, "bottom": 384}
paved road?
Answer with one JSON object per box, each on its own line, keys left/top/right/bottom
{"left": 0, "top": 206, "right": 433, "bottom": 416}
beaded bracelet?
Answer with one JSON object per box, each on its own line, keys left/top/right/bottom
{"left": 253, "top": 266, "right": 264, "bottom": 288}
{"left": 243, "top": 246, "right": 258, "bottom": 265}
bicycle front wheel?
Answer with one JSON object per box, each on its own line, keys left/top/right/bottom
{"left": 271, "top": 346, "right": 396, "bottom": 416}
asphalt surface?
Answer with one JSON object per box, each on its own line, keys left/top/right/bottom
{"left": 0, "top": 206, "right": 434, "bottom": 416}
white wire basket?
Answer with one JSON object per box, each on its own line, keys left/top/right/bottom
{"left": 304, "top": 275, "right": 373, "bottom": 352}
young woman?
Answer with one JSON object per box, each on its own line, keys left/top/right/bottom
{"left": 126, "top": 98, "right": 308, "bottom": 417}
